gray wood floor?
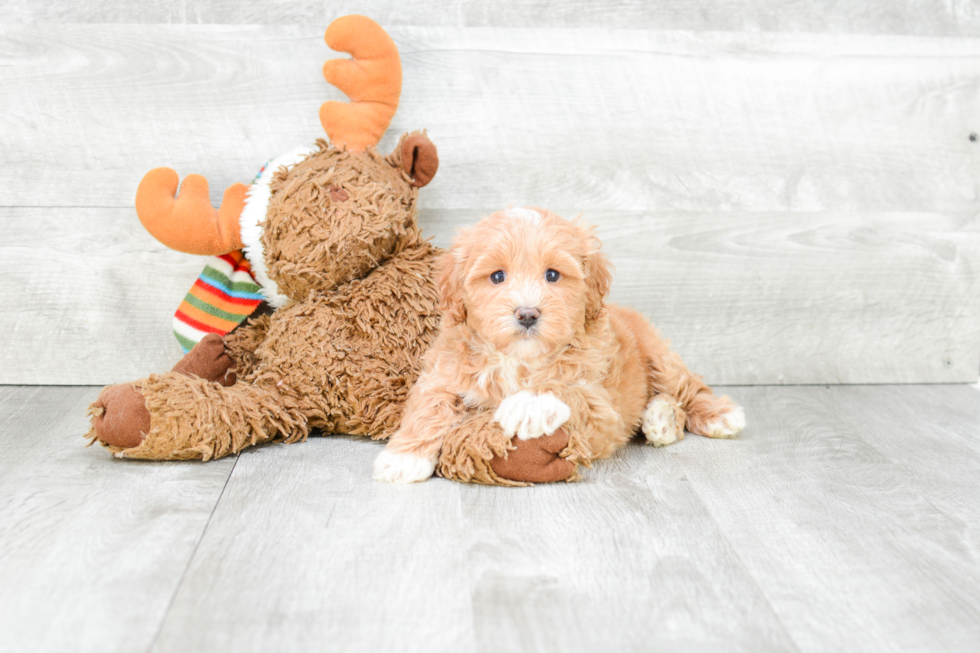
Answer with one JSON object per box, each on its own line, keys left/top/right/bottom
{"left": 2, "top": 4, "right": 979, "bottom": 651}
{"left": 2, "top": 383, "right": 978, "bottom": 653}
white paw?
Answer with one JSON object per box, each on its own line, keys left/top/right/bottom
{"left": 493, "top": 390, "right": 571, "bottom": 440}
{"left": 373, "top": 449, "right": 437, "bottom": 483}
{"left": 703, "top": 406, "right": 746, "bottom": 439}
{"left": 642, "top": 395, "right": 684, "bottom": 447}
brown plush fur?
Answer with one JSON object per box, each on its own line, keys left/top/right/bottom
{"left": 87, "top": 136, "right": 445, "bottom": 460}
{"left": 263, "top": 140, "right": 422, "bottom": 299}
{"left": 376, "top": 208, "right": 745, "bottom": 484}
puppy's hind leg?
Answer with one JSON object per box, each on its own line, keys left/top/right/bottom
{"left": 614, "top": 305, "right": 745, "bottom": 441}
{"left": 641, "top": 394, "right": 685, "bottom": 447}
{"left": 684, "top": 391, "right": 745, "bottom": 440}
{"left": 655, "top": 357, "right": 745, "bottom": 440}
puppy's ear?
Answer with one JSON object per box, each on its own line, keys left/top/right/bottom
{"left": 436, "top": 246, "right": 467, "bottom": 326}
{"left": 583, "top": 239, "right": 612, "bottom": 322}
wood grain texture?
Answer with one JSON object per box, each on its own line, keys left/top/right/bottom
{"left": 152, "top": 437, "right": 476, "bottom": 652}
{"left": 4, "top": 207, "right": 976, "bottom": 384}
{"left": 3, "top": 0, "right": 979, "bottom": 37}
{"left": 0, "top": 25, "right": 977, "bottom": 212}
{"left": 670, "top": 384, "right": 980, "bottom": 653}
{"left": 1, "top": 385, "right": 978, "bottom": 651}
{"left": 427, "top": 209, "right": 980, "bottom": 385}
{"left": 0, "top": 208, "right": 208, "bottom": 384}
{"left": 458, "top": 446, "right": 797, "bottom": 652}
{"left": 1, "top": 24, "right": 978, "bottom": 384}
{"left": 151, "top": 433, "right": 797, "bottom": 653}
{"left": 67, "top": 383, "right": 972, "bottom": 652}
{"left": 0, "top": 386, "right": 236, "bottom": 653}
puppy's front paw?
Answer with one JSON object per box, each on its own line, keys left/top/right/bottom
{"left": 494, "top": 390, "right": 571, "bottom": 440}
{"left": 703, "top": 406, "right": 746, "bottom": 439}
{"left": 642, "top": 394, "right": 685, "bottom": 447}
{"left": 373, "top": 449, "right": 437, "bottom": 483}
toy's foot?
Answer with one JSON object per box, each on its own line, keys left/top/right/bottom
{"left": 642, "top": 394, "right": 685, "bottom": 447}
{"left": 172, "top": 333, "right": 237, "bottom": 386}
{"left": 90, "top": 383, "right": 151, "bottom": 449}
{"left": 89, "top": 334, "right": 237, "bottom": 450}
{"left": 489, "top": 428, "right": 576, "bottom": 483}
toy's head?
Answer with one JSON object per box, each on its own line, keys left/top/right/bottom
{"left": 261, "top": 130, "right": 437, "bottom": 300}
{"left": 135, "top": 15, "right": 438, "bottom": 306}
{"left": 254, "top": 14, "right": 440, "bottom": 302}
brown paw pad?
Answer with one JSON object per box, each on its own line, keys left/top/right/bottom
{"left": 490, "top": 429, "right": 576, "bottom": 484}
{"left": 90, "top": 384, "right": 151, "bottom": 449}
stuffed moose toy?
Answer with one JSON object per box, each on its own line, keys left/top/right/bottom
{"left": 87, "top": 15, "right": 578, "bottom": 485}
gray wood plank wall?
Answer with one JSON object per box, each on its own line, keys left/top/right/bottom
{"left": 5, "top": 0, "right": 980, "bottom": 36}
{"left": 1, "top": 4, "right": 978, "bottom": 384}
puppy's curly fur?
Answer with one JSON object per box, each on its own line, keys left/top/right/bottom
{"left": 375, "top": 208, "right": 745, "bottom": 483}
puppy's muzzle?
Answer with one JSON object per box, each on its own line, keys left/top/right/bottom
{"left": 516, "top": 306, "right": 540, "bottom": 329}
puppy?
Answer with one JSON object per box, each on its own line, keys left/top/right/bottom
{"left": 374, "top": 207, "right": 744, "bottom": 483}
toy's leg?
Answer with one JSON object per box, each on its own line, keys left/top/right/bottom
{"left": 98, "top": 373, "right": 306, "bottom": 461}
{"left": 89, "top": 309, "right": 273, "bottom": 453}
{"left": 490, "top": 431, "right": 577, "bottom": 484}
{"left": 89, "top": 333, "right": 237, "bottom": 450}
{"left": 437, "top": 409, "right": 577, "bottom": 486}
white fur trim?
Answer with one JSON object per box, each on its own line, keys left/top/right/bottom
{"left": 504, "top": 207, "right": 542, "bottom": 224}
{"left": 239, "top": 145, "right": 317, "bottom": 309}
{"left": 373, "top": 449, "right": 437, "bottom": 483}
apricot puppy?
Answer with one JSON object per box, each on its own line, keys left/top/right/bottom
{"left": 374, "top": 208, "right": 744, "bottom": 483}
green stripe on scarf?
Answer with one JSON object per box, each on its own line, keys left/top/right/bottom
{"left": 174, "top": 331, "right": 198, "bottom": 353}
{"left": 200, "top": 266, "right": 263, "bottom": 294}
{"left": 183, "top": 293, "right": 249, "bottom": 323}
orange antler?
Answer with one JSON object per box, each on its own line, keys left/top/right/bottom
{"left": 135, "top": 168, "right": 246, "bottom": 256}
{"left": 320, "top": 15, "right": 402, "bottom": 152}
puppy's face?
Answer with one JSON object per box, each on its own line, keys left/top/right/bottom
{"left": 438, "top": 208, "right": 611, "bottom": 359}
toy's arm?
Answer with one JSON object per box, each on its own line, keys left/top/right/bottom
{"left": 436, "top": 407, "right": 577, "bottom": 486}
{"left": 135, "top": 167, "right": 247, "bottom": 255}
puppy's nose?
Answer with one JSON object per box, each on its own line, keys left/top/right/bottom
{"left": 516, "top": 307, "right": 540, "bottom": 328}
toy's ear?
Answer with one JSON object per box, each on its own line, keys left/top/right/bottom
{"left": 436, "top": 244, "right": 466, "bottom": 326}
{"left": 582, "top": 232, "right": 612, "bottom": 322}
{"left": 400, "top": 132, "right": 439, "bottom": 187}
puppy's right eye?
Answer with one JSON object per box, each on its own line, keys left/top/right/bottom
{"left": 490, "top": 270, "right": 506, "bottom": 284}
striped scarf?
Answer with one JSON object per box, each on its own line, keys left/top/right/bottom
{"left": 173, "top": 250, "right": 264, "bottom": 353}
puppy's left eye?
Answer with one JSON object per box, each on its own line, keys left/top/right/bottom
{"left": 545, "top": 269, "right": 560, "bottom": 283}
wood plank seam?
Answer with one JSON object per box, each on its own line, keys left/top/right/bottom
{"left": 657, "top": 449, "right": 804, "bottom": 653}
{"left": 146, "top": 455, "right": 240, "bottom": 653}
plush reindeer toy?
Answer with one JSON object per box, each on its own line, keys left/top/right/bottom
{"left": 87, "top": 15, "right": 445, "bottom": 460}
{"left": 86, "top": 15, "right": 577, "bottom": 484}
